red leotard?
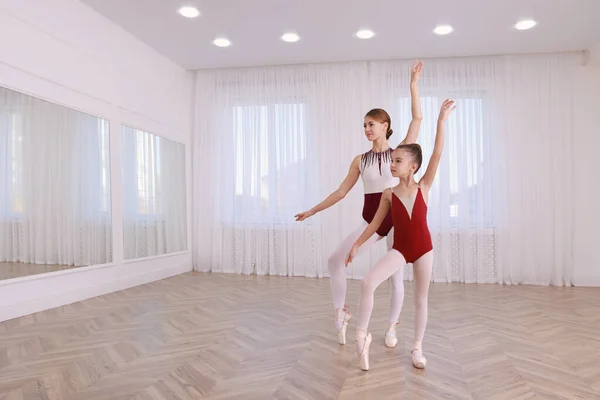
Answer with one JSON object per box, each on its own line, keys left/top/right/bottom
{"left": 391, "top": 188, "right": 433, "bottom": 263}
{"left": 362, "top": 192, "right": 394, "bottom": 237}
{"left": 359, "top": 148, "right": 396, "bottom": 237}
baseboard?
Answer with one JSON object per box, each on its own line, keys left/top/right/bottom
{"left": 573, "top": 276, "right": 600, "bottom": 287}
{"left": 0, "top": 262, "right": 191, "bottom": 322}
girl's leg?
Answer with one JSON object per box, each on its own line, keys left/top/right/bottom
{"left": 411, "top": 250, "right": 433, "bottom": 369}
{"left": 356, "top": 249, "right": 407, "bottom": 369}
{"left": 328, "top": 221, "right": 380, "bottom": 342}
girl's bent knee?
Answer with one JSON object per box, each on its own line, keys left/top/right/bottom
{"left": 361, "top": 278, "right": 375, "bottom": 295}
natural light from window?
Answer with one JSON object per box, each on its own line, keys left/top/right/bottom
{"left": 397, "top": 95, "right": 487, "bottom": 224}
{"left": 233, "top": 103, "right": 307, "bottom": 214}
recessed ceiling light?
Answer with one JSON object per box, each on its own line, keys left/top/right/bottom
{"left": 213, "top": 37, "right": 231, "bottom": 47}
{"left": 281, "top": 32, "right": 300, "bottom": 43}
{"left": 356, "top": 29, "right": 375, "bottom": 39}
{"left": 515, "top": 19, "right": 537, "bottom": 30}
{"left": 178, "top": 6, "right": 199, "bottom": 18}
{"left": 434, "top": 25, "right": 454, "bottom": 35}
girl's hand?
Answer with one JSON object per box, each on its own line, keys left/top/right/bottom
{"left": 438, "top": 99, "right": 456, "bottom": 121}
{"left": 345, "top": 245, "right": 359, "bottom": 267}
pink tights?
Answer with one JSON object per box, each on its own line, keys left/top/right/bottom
{"left": 357, "top": 249, "right": 433, "bottom": 352}
{"left": 328, "top": 221, "right": 404, "bottom": 327}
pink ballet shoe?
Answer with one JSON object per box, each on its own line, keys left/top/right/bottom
{"left": 411, "top": 348, "right": 426, "bottom": 369}
{"left": 335, "top": 304, "right": 352, "bottom": 345}
{"left": 384, "top": 322, "right": 398, "bottom": 348}
{"left": 356, "top": 329, "right": 372, "bottom": 371}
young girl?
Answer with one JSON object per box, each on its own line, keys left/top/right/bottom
{"left": 295, "top": 60, "right": 424, "bottom": 347}
{"left": 345, "top": 99, "right": 456, "bottom": 371}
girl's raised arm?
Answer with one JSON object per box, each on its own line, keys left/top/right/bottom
{"left": 420, "top": 99, "right": 455, "bottom": 189}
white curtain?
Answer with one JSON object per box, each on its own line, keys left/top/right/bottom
{"left": 0, "top": 86, "right": 112, "bottom": 266}
{"left": 193, "top": 52, "right": 581, "bottom": 286}
{"left": 121, "top": 126, "right": 187, "bottom": 259}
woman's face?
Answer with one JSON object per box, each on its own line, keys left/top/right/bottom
{"left": 363, "top": 117, "right": 387, "bottom": 142}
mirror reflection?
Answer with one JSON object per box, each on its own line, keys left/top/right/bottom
{"left": 0, "top": 86, "right": 112, "bottom": 280}
{"left": 121, "top": 125, "right": 187, "bottom": 259}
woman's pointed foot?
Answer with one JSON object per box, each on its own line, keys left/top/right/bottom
{"left": 411, "top": 348, "right": 426, "bottom": 369}
{"left": 334, "top": 305, "right": 352, "bottom": 345}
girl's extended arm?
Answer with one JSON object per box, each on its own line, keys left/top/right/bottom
{"left": 345, "top": 189, "right": 392, "bottom": 265}
{"left": 420, "top": 99, "right": 455, "bottom": 189}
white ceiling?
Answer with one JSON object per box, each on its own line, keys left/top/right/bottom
{"left": 80, "top": 0, "right": 600, "bottom": 70}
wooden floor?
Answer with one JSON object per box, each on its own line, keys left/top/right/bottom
{"left": 0, "top": 273, "right": 599, "bottom": 400}
{"left": 0, "top": 262, "right": 82, "bottom": 280}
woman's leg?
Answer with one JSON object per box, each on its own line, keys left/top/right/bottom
{"left": 328, "top": 221, "right": 380, "bottom": 342}
{"left": 356, "top": 249, "right": 407, "bottom": 359}
{"left": 411, "top": 250, "right": 433, "bottom": 368}
{"left": 384, "top": 229, "right": 405, "bottom": 347}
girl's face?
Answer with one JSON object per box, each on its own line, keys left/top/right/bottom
{"left": 390, "top": 148, "right": 417, "bottom": 178}
{"left": 363, "top": 117, "right": 387, "bottom": 142}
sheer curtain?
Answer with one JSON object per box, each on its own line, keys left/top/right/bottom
{"left": 121, "top": 126, "right": 187, "bottom": 259}
{"left": 0, "top": 87, "right": 112, "bottom": 266}
{"left": 193, "top": 52, "right": 581, "bottom": 285}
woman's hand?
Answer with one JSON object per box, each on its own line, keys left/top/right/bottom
{"left": 294, "top": 209, "right": 315, "bottom": 221}
{"left": 411, "top": 59, "right": 423, "bottom": 83}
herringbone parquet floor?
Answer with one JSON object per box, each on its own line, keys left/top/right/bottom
{"left": 1, "top": 272, "right": 599, "bottom": 400}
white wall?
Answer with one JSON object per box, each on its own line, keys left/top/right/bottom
{"left": 0, "top": 0, "right": 195, "bottom": 321}
{"left": 587, "top": 41, "right": 600, "bottom": 66}
{"left": 573, "top": 43, "right": 600, "bottom": 286}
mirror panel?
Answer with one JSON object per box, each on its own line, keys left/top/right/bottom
{"left": 0, "top": 86, "right": 112, "bottom": 280}
{"left": 121, "top": 125, "right": 187, "bottom": 260}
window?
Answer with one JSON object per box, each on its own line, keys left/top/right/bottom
{"left": 447, "top": 97, "right": 486, "bottom": 223}
{"left": 232, "top": 103, "right": 308, "bottom": 220}
{"left": 396, "top": 95, "right": 492, "bottom": 227}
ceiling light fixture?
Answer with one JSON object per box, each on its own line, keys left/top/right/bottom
{"left": 281, "top": 32, "right": 300, "bottom": 43}
{"left": 356, "top": 29, "right": 375, "bottom": 39}
{"left": 178, "top": 6, "right": 199, "bottom": 18}
{"left": 213, "top": 37, "right": 231, "bottom": 47}
{"left": 515, "top": 19, "right": 537, "bottom": 30}
{"left": 433, "top": 25, "right": 454, "bottom": 35}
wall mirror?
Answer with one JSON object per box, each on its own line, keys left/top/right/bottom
{"left": 121, "top": 125, "right": 187, "bottom": 260}
{"left": 0, "top": 86, "right": 112, "bottom": 280}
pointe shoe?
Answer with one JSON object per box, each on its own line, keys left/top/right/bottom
{"left": 411, "top": 348, "right": 427, "bottom": 369}
{"left": 335, "top": 305, "right": 352, "bottom": 345}
{"left": 385, "top": 329, "right": 398, "bottom": 348}
{"left": 357, "top": 331, "right": 372, "bottom": 371}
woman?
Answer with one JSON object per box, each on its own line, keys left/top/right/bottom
{"left": 345, "top": 99, "right": 456, "bottom": 371}
{"left": 295, "top": 60, "right": 424, "bottom": 346}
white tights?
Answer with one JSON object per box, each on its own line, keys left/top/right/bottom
{"left": 328, "top": 221, "right": 404, "bottom": 327}
{"left": 356, "top": 249, "right": 433, "bottom": 352}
